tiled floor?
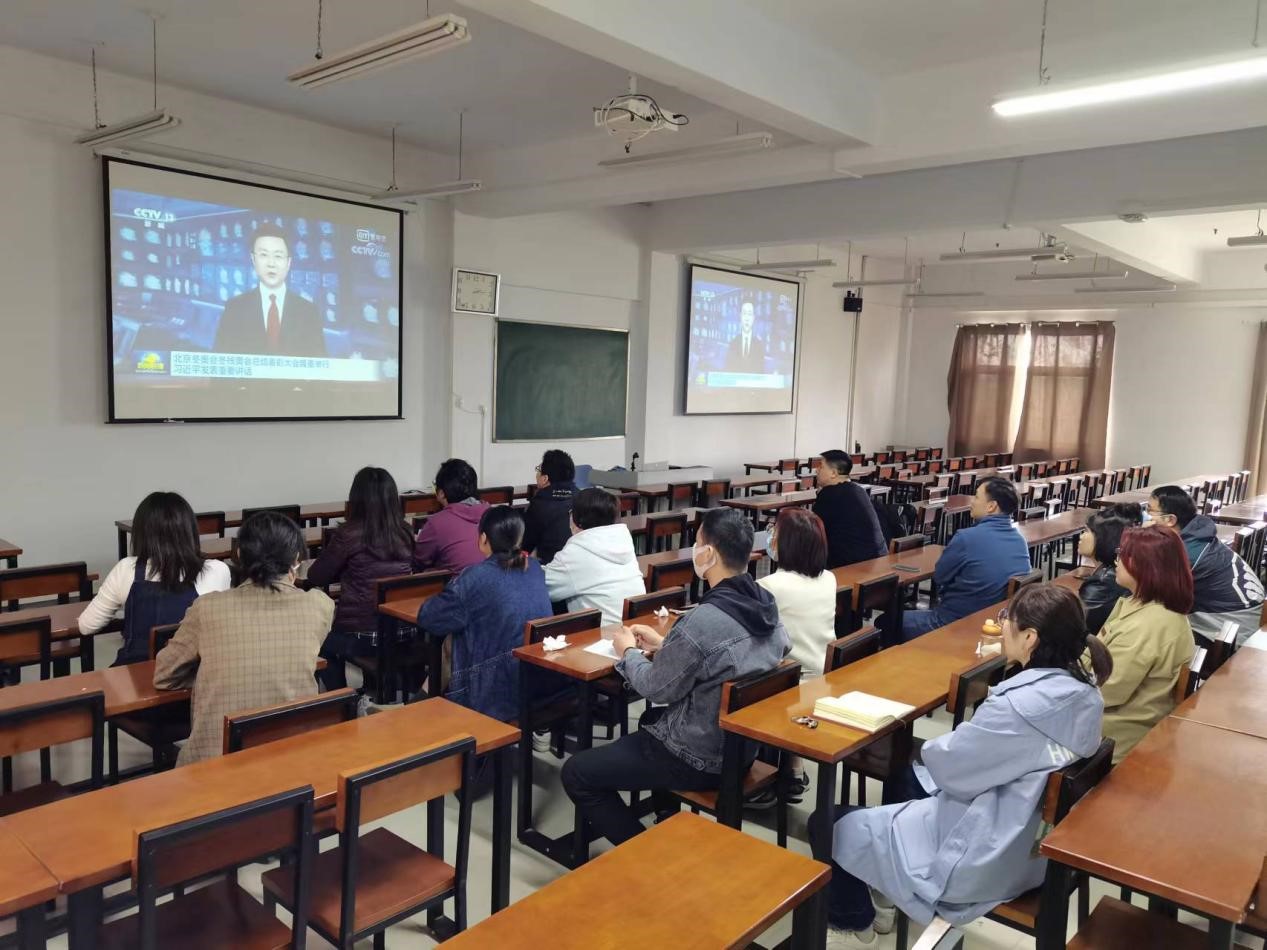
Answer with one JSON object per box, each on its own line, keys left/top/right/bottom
{"left": 5, "top": 632, "right": 1259, "bottom": 948}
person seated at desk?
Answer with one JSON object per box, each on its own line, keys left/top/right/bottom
{"left": 811, "top": 584, "right": 1111, "bottom": 949}
{"left": 561, "top": 507, "right": 789, "bottom": 847}
{"left": 523, "top": 449, "right": 578, "bottom": 565}
{"left": 415, "top": 506, "right": 553, "bottom": 722}
{"left": 1149, "top": 485, "right": 1265, "bottom": 645}
{"left": 545, "top": 487, "right": 644, "bottom": 625}
{"left": 413, "top": 458, "right": 489, "bottom": 574}
{"left": 154, "top": 512, "right": 333, "bottom": 766}
{"left": 812, "top": 450, "right": 887, "bottom": 569}
{"left": 896, "top": 476, "right": 1032, "bottom": 642}
{"left": 1077, "top": 510, "right": 1134, "bottom": 635}
{"left": 1097, "top": 525, "right": 1194, "bottom": 765}
{"left": 78, "top": 491, "right": 231, "bottom": 666}
{"left": 759, "top": 508, "right": 835, "bottom": 675}
{"left": 307, "top": 466, "right": 412, "bottom": 691}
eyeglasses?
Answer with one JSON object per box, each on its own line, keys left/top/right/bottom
{"left": 997, "top": 606, "right": 1010, "bottom": 624}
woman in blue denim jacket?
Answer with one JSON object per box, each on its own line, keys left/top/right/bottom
{"left": 416, "top": 506, "right": 553, "bottom": 721}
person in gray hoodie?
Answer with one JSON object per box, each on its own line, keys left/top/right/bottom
{"left": 561, "top": 507, "right": 790, "bottom": 846}
{"left": 811, "top": 583, "right": 1112, "bottom": 949}
{"left": 545, "top": 487, "right": 645, "bottom": 625}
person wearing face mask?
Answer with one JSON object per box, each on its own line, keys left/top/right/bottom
{"left": 154, "top": 512, "right": 333, "bottom": 766}
{"left": 809, "top": 584, "right": 1112, "bottom": 949}
{"left": 561, "top": 507, "right": 790, "bottom": 846}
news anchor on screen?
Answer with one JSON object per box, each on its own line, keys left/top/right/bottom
{"left": 213, "top": 223, "right": 328, "bottom": 358}
{"left": 723, "top": 299, "right": 767, "bottom": 374}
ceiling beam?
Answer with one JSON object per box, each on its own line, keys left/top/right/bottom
{"left": 1052, "top": 220, "right": 1200, "bottom": 285}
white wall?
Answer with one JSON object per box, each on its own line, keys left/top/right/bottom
{"left": 449, "top": 207, "right": 649, "bottom": 486}
{"left": 899, "top": 306, "right": 1264, "bottom": 483}
{"left": 0, "top": 46, "right": 452, "bottom": 573}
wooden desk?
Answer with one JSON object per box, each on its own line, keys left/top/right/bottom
{"left": 637, "top": 541, "right": 767, "bottom": 580}
{"left": 1017, "top": 508, "right": 1090, "bottom": 547}
{"left": 0, "top": 819, "right": 57, "bottom": 944}
{"left": 2, "top": 601, "right": 91, "bottom": 640}
{"left": 830, "top": 545, "right": 944, "bottom": 603}
{"left": 728, "top": 473, "right": 787, "bottom": 495}
{"left": 1214, "top": 494, "right": 1267, "bottom": 526}
{"left": 444, "top": 812, "right": 829, "bottom": 950}
{"left": 721, "top": 490, "right": 818, "bottom": 526}
{"left": 743, "top": 461, "right": 788, "bottom": 475}
{"left": 1041, "top": 717, "right": 1267, "bottom": 946}
{"left": 622, "top": 506, "right": 706, "bottom": 547}
{"left": 6, "top": 699, "right": 520, "bottom": 947}
{"left": 1170, "top": 646, "right": 1267, "bottom": 740}
{"left": 0, "top": 661, "right": 187, "bottom": 718}
{"left": 374, "top": 589, "right": 446, "bottom": 704}
{"left": 0, "top": 537, "right": 20, "bottom": 569}
{"left": 200, "top": 525, "right": 324, "bottom": 560}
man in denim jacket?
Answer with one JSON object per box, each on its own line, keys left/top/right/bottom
{"left": 562, "top": 508, "right": 790, "bottom": 846}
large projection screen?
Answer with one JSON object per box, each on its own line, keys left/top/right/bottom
{"left": 104, "top": 158, "right": 403, "bottom": 422}
{"left": 684, "top": 263, "right": 800, "bottom": 415}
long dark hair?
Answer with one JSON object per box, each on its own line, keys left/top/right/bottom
{"left": 1008, "top": 583, "right": 1113, "bottom": 686}
{"left": 132, "top": 492, "right": 205, "bottom": 593}
{"left": 238, "top": 511, "right": 305, "bottom": 590}
{"left": 346, "top": 467, "right": 411, "bottom": 560}
{"left": 479, "top": 506, "right": 527, "bottom": 570}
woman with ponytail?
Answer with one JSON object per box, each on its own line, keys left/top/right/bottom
{"left": 416, "top": 506, "right": 553, "bottom": 722}
{"left": 810, "top": 583, "right": 1111, "bottom": 948}
{"left": 154, "top": 512, "right": 334, "bottom": 765}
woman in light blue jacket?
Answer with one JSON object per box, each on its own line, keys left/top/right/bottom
{"left": 811, "top": 583, "right": 1113, "bottom": 949}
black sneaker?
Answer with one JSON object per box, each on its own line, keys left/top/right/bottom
{"left": 786, "top": 771, "right": 809, "bottom": 804}
{"left": 744, "top": 788, "right": 779, "bottom": 810}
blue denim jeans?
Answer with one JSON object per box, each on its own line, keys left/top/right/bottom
{"left": 896, "top": 608, "right": 944, "bottom": 642}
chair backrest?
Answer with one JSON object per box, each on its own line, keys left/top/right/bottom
{"left": 931, "top": 447, "right": 944, "bottom": 459}
{"left": 241, "top": 505, "right": 303, "bottom": 527}
{"left": 699, "top": 479, "right": 731, "bottom": 506}
{"left": 873, "top": 451, "right": 892, "bottom": 465}
{"left": 915, "top": 448, "right": 930, "bottom": 461}
{"left": 834, "top": 584, "right": 855, "bottom": 636}
{"left": 477, "top": 486, "right": 515, "bottom": 505}
{"left": 857, "top": 574, "right": 899, "bottom": 614}
{"left": 222, "top": 687, "right": 361, "bottom": 754}
{"left": 0, "top": 561, "right": 91, "bottom": 610}
{"left": 375, "top": 570, "right": 452, "bottom": 606}
{"left": 1193, "top": 621, "right": 1239, "bottom": 686}
{"left": 149, "top": 623, "right": 180, "bottom": 660}
{"left": 0, "top": 615, "right": 52, "bottom": 678}
{"left": 721, "top": 661, "right": 802, "bottom": 715}
{"left": 648, "top": 559, "right": 696, "bottom": 595}
{"left": 889, "top": 534, "right": 926, "bottom": 555}
{"left": 0, "top": 692, "right": 104, "bottom": 792}
{"left": 524, "top": 608, "right": 602, "bottom": 646}
{"left": 1007, "top": 570, "right": 1045, "bottom": 598}
{"left": 1173, "top": 661, "right": 1196, "bottom": 704}
{"left": 824, "top": 624, "right": 880, "bottom": 672}
{"left": 616, "top": 492, "right": 640, "bottom": 516}
{"left": 195, "top": 511, "right": 227, "bottom": 538}
{"left": 401, "top": 493, "right": 442, "bottom": 516}
{"left": 878, "top": 464, "right": 897, "bottom": 479}
{"left": 778, "top": 458, "right": 800, "bottom": 474}
{"left": 892, "top": 450, "right": 908, "bottom": 463}
{"left": 623, "top": 587, "right": 688, "bottom": 621}
{"left": 928, "top": 460, "right": 944, "bottom": 474}
{"left": 849, "top": 453, "right": 867, "bottom": 466}
{"left": 133, "top": 786, "right": 314, "bottom": 949}
{"left": 647, "top": 512, "right": 688, "bottom": 546}
{"left": 1041, "top": 737, "right": 1116, "bottom": 825}
{"left": 946, "top": 656, "right": 1006, "bottom": 727}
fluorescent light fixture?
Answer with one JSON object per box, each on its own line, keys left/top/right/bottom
{"left": 598, "top": 132, "right": 772, "bottom": 168}
{"left": 1227, "top": 233, "right": 1267, "bottom": 247}
{"left": 739, "top": 258, "right": 835, "bottom": 272}
{"left": 832, "top": 278, "right": 918, "bottom": 288}
{"left": 994, "top": 52, "right": 1267, "bottom": 117}
{"left": 76, "top": 110, "right": 181, "bottom": 147}
{"left": 1074, "top": 283, "right": 1177, "bottom": 293}
{"left": 372, "top": 179, "right": 482, "bottom": 201}
{"left": 940, "top": 244, "right": 1069, "bottom": 262}
{"left": 1015, "top": 269, "right": 1130, "bottom": 282}
{"left": 288, "top": 14, "right": 471, "bottom": 89}
{"left": 905, "top": 291, "right": 986, "bottom": 298}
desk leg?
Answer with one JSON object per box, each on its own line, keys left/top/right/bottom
{"left": 811, "top": 761, "right": 837, "bottom": 862}
{"left": 491, "top": 746, "right": 513, "bottom": 913}
{"left": 374, "top": 614, "right": 396, "bottom": 704}
{"left": 426, "top": 794, "right": 446, "bottom": 934}
{"left": 4, "top": 556, "right": 16, "bottom": 569}
{"left": 1207, "top": 919, "right": 1234, "bottom": 950}
{"left": 67, "top": 886, "right": 103, "bottom": 950}
{"left": 16, "top": 907, "right": 44, "bottom": 950}
{"left": 880, "top": 725, "right": 914, "bottom": 806}
{"left": 516, "top": 661, "right": 537, "bottom": 841}
{"left": 790, "top": 885, "right": 828, "bottom": 950}
{"left": 426, "top": 632, "right": 445, "bottom": 699}
{"left": 116, "top": 527, "right": 128, "bottom": 560}
{"left": 570, "top": 681, "right": 595, "bottom": 867}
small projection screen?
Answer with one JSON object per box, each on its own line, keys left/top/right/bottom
{"left": 104, "top": 157, "right": 403, "bottom": 422}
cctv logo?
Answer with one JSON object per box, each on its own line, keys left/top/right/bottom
{"left": 133, "top": 207, "right": 175, "bottom": 223}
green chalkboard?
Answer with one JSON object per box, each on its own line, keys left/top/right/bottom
{"left": 494, "top": 320, "right": 628, "bottom": 441}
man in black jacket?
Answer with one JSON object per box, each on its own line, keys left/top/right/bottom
{"left": 523, "top": 449, "right": 577, "bottom": 564}
{"left": 812, "top": 450, "right": 887, "bottom": 568}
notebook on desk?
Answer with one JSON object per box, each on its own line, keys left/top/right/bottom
{"left": 812, "top": 691, "right": 916, "bottom": 732}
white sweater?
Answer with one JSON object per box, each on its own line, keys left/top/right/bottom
{"left": 758, "top": 568, "right": 837, "bottom": 675}
{"left": 544, "top": 524, "right": 646, "bottom": 626}
{"left": 77, "top": 557, "right": 233, "bottom": 634}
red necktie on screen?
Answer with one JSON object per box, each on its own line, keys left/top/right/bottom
{"left": 267, "top": 294, "right": 281, "bottom": 351}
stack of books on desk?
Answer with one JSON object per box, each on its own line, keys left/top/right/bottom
{"left": 812, "top": 691, "right": 916, "bottom": 732}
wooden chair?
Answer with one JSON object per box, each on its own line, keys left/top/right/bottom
{"left": 108, "top": 622, "right": 188, "bottom": 783}
{"left": 823, "top": 624, "right": 880, "bottom": 675}
{"left": 646, "top": 512, "right": 688, "bottom": 553}
{"left": 778, "top": 457, "right": 800, "bottom": 474}
{"left": 873, "top": 451, "right": 892, "bottom": 465}
{"left": 1007, "top": 570, "right": 1045, "bottom": 598}
{"left": 1066, "top": 896, "right": 1228, "bottom": 950}
{"left": 523, "top": 610, "right": 627, "bottom": 741}
{"left": 369, "top": 570, "right": 453, "bottom": 704}
{"left": 855, "top": 574, "right": 900, "bottom": 646}
{"left": 99, "top": 786, "right": 315, "bottom": 950}
{"left": 401, "top": 493, "right": 441, "bottom": 516}
{"left": 915, "top": 449, "right": 930, "bottom": 462}
{"left": 927, "top": 459, "right": 944, "bottom": 474}
{"left": 0, "top": 691, "right": 104, "bottom": 816}
{"left": 241, "top": 504, "right": 303, "bottom": 526}
{"left": 1190, "top": 620, "right": 1239, "bottom": 688}
{"left": 834, "top": 585, "right": 856, "bottom": 637}
{"left": 0, "top": 614, "right": 55, "bottom": 690}
{"left": 195, "top": 511, "right": 227, "bottom": 538}
{"left": 477, "top": 486, "right": 515, "bottom": 505}
{"left": 982, "top": 453, "right": 998, "bottom": 467}
{"left": 697, "top": 478, "right": 730, "bottom": 507}
{"left": 931, "top": 448, "right": 944, "bottom": 459}
{"left": 261, "top": 737, "right": 475, "bottom": 947}
{"left": 668, "top": 662, "right": 801, "bottom": 847}
{"left": 616, "top": 492, "right": 641, "bottom": 516}
{"left": 849, "top": 453, "right": 868, "bottom": 466}
{"left": 223, "top": 688, "right": 361, "bottom": 754}
{"left": 892, "top": 450, "right": 909, "bottom": 464}
{"left": 1138, "top": 464, "right": 1152, "bottom": 489}
{"left": 0, "top": 560, "right": 93, "bottom": 640}
{"left": 878, "top": 464, "right": 897, "bottom": 480}
{"left": 946, "top": 656, "right": 1007, "bottom": 728}
{"left": 648, "top": 560, "right": 696, "bottom": 596}
{"left": 889, "top": 534, "right": 926, "bottom": 555}
{"left": 622, "top": 587, "right": 688, "bottom": 621}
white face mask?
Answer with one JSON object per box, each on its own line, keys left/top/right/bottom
{"left": 691, "top": 543, "right": 717, "bottom": 580}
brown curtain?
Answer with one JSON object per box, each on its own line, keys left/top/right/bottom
{"left": 946, "top": 324, "right": 1026, "bottom": 457}
{"left": 1012, "top": 322, "right": 1115, "bottom": 469}
{"left": 1244, "top": 321, "right": 1267, "bottom": 495}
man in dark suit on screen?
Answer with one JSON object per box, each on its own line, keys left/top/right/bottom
{"left": 723, "top": 299, "right": 767, "bottom": 375}
{"left": 213, "top": 223, "right": 328, "bottom": 357}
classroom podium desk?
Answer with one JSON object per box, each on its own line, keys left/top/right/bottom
{"left": 0, "top": 819, "right": 58, "bottom": 946}
{"left": 1170, "top": 646, "right": 1267, "bottom": 740}
{"left": 0, "top": 537, "right": 20, "bottom": 569}
{"left": 4, "top": 698, "right": 519, "bottom": 949}
{"left": 1041, "top": 717, "right": 1267, "bottom": 948}
{"left": 444, "top": 812, "right": 830, "bottom": 950}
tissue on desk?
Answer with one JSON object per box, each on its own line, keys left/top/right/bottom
{"left": 654, "top": 606, "right": 669, "bottom": 620}
{"left": 542, "top": 635, "right": 568, "bottom": 652}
